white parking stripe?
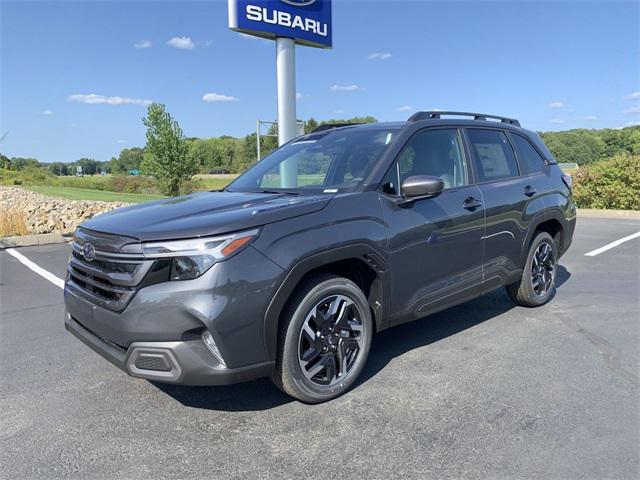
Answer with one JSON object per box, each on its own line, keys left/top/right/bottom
{"left": 5, "top": 248, "right": 65, "bottom": 289}
{"left": 584, "top": 231, "right": 640, "bottom": 257}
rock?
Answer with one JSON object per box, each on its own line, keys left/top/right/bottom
{"left": 0, "top": 186, "right": 131, "bottom": 236}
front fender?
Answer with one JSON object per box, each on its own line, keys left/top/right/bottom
{"left": 253, "top": 192, "right": 390, "bottom": 362}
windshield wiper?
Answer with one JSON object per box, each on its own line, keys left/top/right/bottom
{"left": 256, "top": 189, "right": 300, "bottom": 195}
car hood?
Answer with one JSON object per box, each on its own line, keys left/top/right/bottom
{"left": 80, "top": 191, "right": 332, "bottom": 242}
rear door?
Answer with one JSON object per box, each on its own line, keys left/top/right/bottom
{"left": 379, "top": 127, "right": 486, "bottom": 326}
{"left": 464, "top": 128, "right": 543, "bottom": 290}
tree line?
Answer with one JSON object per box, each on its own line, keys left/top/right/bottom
{"left": 2, "top": 103, "right": 637, "bottom": 195}
{"left": 539, "top": 127, "right": 640, "bottom": 165}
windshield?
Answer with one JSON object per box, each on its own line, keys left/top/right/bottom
{"left": 227, "top": 127, "right": 398, "bottom": 194}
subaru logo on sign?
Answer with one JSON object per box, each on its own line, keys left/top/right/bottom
{"left": 228, "top": 0, "right": 332, "bottom": 49}
{"left": 82, "top": 243, "right": 96, "bottom": 262}
{"left": 280, "top": 0, "right": 316, "bottom": 6}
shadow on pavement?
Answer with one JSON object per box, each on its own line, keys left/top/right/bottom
{"left": 155, "top": 265, "right": 571, "bottom": 411}
{"left": 152, "top": 378, "right": 294, "bottom": 412}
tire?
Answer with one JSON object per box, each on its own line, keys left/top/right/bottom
{"left": 271, "top": 273, "right": 373, "bottom": 403}
{"left": 506, "top": 231, "right": 558, "bottom": 307}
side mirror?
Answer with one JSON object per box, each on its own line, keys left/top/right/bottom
{"left": 399, "top": 175, "right": 444, "bottom": 204}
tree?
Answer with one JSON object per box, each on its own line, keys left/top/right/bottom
{"left": 48, "top": 162, "right": 68, "bottom": 176}
{"left": 539, "top": 130, "right": 606, "bottom": 165}
{"left": 110, "top": 147, "right": 144, "bottom": 173}
{"left": 10, "top": 157, "right": 39, "bottom": 170}
{"left": 141, "top": 103, "right": 196, "bottom": 196}
{"left": 77, "top": 158, "right": 97, "bottom": 175}
{"left": 0, "top": 153, "right": 10, "bottom": 169}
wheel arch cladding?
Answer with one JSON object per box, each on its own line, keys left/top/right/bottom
{"left": 262, "top": 244, "right": 390, "bottom": 362}
{"left": 522, "top": 217, "right": 564, "bottom": 265}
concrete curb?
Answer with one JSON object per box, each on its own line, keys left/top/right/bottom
{"left": 577, "top": 209, "right": 640, "bottom": 220}
{"left": 0, "top": 233, "right": 71, "bottom": 249}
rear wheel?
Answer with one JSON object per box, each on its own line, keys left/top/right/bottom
{"left": 272, "top": 274, "right": 372, "bottom": 403}
{"left": 506, "top": 231, "right": 558, "bottom": 307}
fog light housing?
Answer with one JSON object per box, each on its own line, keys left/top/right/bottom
{"left": 201, "top": 330, "right": 226, "bottom": 367}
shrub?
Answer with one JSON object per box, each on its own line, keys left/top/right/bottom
{"left": 572, "top": 154, "right": 640, "bottom": 210}
{"left": 179, "top": 178, "right": 205, "bottom": 195}
{"left": 0, "top": 166, "right": 58, "bottom": 186}
{"left": 108, "top": 175, "right": 156, "bottom": 194}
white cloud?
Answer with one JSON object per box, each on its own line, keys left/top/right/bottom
{"left": 624, "top": 91, "right": 640, "bottom": 100}
{"left": 397, "top": 105, "right": 413, "bottom": 111}
{"left": 623, "top": 106, "right": 640, "bottom": 114}
{"left": 167, "top": 36, "right": 195, "bottom": 50}
{"left": 330, "top": 84, "right": 360, "bottom": 92}
{"left": 627, "top": 121, "right": 640, "bottom": 126}
{"left": 116, "top": 140, "right": 127, "bottom": 144}
{"left": 134, "top": 40, "right": 152, "bottom": 49}
{"left": 202, "top": 93, "right": 239, "bottom": 102}
{"left": 368, "top": 52, "right": 392, "bottom": 61}
{"left": 550, "top": 118, "right": 566, "bottom": 124}
{"left": 580, "top": 115, "right": 598, "bottom": 121}
{"left": 333, "top": 109, "right": 345, "bottom": 114}
{"left": 296, "top": 93, "right": 304, "bottom": 101}
{"left": 41, "top": 109, "right": 53, "bottom": 115}
{"left": 67, "top": 94, "right": 152, "bottom": 106}
{"left": 548, "top": 101, "right": 564, "bottom": 109}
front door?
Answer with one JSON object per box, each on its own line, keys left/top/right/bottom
{"left": 380, "top": 127, "right": 485, "bottom": 326}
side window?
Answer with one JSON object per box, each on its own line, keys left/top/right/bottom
{"left": 511, "top": 133, "right": 546, "bottom": 175}
{"left": 397, "top": 129, "right": 469, "bottom": 189}
{"left": 467, "top": 129, "right": 519, "bottom": 182}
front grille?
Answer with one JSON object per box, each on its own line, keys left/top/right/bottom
{"left": 66, "top": 232, "right": 154, "bottom": 312}
{"left": 71, "top": 251, "right": 138, "bottom": 274}
{"left": 69, "top": 265, "right": 130, "bottom": 301}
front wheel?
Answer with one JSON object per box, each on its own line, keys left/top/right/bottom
{"left": 272, "top": 274, "right": 373, "bottom": 403}
{"left": 506, "top": 231, "right": 558, "bottom": 307}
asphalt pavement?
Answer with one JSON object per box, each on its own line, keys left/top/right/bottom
{"left": 1, "top": 217, "right": 639, "bottom": 479}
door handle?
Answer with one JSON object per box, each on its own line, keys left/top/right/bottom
{"left": 463, "top": 197, "right": 482, "bottom": 211}
{"left": 524, "top": 186, "right": 537, "bottom": 197}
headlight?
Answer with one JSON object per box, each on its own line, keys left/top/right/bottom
{"left": 141, "top": 228, "right": 259, "bottom": 281}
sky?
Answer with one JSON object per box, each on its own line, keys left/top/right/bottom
{"left": 1, "top": 0, "right": 639, "bottom": 164}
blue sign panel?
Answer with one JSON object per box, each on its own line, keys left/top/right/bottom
{"left": 228, "top": 0, "right": 332, "bottom": 49}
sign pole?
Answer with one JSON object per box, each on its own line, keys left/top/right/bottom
{"left": 276, "top": 36, "right": 297, "bottom": 187}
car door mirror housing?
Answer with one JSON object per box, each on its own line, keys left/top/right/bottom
{"left": 399, "top": 175, "right": 444, "bottom": 204}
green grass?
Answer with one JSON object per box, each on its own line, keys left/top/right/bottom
{"left": 197, "top": 176, "right": 238, "bottom": 190}
{"left": 28, "top": 186, "right": 165, "bottom": 203}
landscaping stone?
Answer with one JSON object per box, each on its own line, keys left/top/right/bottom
{"left": 0, "top": 186, "right": 130, "bottom": 236}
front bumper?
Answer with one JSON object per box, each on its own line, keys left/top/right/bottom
{"left": 65, "top": 313, "right": 275, "bottom": 385}
{"left": 64, "top": 245, "right": 285, "bottom": 385}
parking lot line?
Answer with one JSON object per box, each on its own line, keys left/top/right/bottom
{"left": 584, "top": 231, "right": 640, "bottom": 257}
{"left": 5, "top": 248, "right": 65, "bottom": 289}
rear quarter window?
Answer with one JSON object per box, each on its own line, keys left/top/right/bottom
{"left": 511, "top": 133, "right": 546, "bottom": 175}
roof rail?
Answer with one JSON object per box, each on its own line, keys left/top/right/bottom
{"left": 408, "top": 111, "right": 521, "bottom": 127}
{"left": 310, "top": 122, "right": 363, "bottom": 133}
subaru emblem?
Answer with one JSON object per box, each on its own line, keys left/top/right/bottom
{"left": 82, "top": 242, "right": 96, "bottom": 262}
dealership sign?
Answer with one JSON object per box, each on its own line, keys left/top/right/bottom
{"left": 228, "top": 0, "right": 332, "bottom": 49}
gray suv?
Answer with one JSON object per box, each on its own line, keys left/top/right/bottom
{"left": 64, "top": 111, "right": 576, "bottom": 403}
